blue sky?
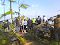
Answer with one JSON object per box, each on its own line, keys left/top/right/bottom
{"left": 0, "top": 0, "right": 60, "bottom": 21}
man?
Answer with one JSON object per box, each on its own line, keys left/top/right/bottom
{"left": 36, "top": 16, "right": 41, "bottom": 24}
{"left": 3, "top": 20, "right": 10, "bottom": 32}
{"left": 48, "top": 17, "right": 54, "bottom": 26}
{"left": 43, "top": 15, "right": 48, "bottom": 23}
{"left": 27, "top": 18, "right": 32, "bottom": 30}
{"left": 23, "top": 19, "right": 27, "bottom": 30}
{"left": 32, "top": 18, "right": 36, "bottom": 28}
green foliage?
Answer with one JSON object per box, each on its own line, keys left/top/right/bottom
{"left": 16, "top": 33, "right": 26, "bottom": 45}
{"left": 0, "top": 24, "right": 3, "bottom": 29}
{"left": 0, "top": 31, "right": 9, "bottom": 45}
{"left": 50, "top": 40, "right": 60, "bottom": 45}
{"left": 20, "top": 4, "right": 29, "bottom": 9}
{"left": 10, "top": 24, "right": 15, "bottom": 30}
{"left": 9, "top": 23, "right": 16, "bottom": 34}
{"left": 0, "top": 10, "right": 14, "bottom": 19}
{"left": 9, "top": 24, "right": 26, "bottom": 45}
{"left": 4, "top": 10, "right": 14, "bottom": 15}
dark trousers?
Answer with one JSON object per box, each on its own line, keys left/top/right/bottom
{"left": 20, "top": 26, "right": 23, "bottom": 32}
{"left": 24, "top": 25, "right": 27, "bottom": 30}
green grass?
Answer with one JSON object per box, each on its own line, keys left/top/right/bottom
{"left": 50, "top": 40, "right": 60, "bottom": 45}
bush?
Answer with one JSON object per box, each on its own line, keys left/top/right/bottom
{"left": 0, "top": 30, "right": 9, "bottom": 45}
{"left": 16, "top": 33, "right": 26, "bottom": 45}
{"left": 0, "top": 24, "right": 4, "bottom": 30}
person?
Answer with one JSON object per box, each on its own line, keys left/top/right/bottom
{"left": 32, "top": 18, "right": 36, "bottom": 28}
{"left": 19, "top": 18, "right": 23, "bottom": 32}
{"left": 23, "top": 19, "right": 27, "bottom": 30}
{"left": 49, "top": 25, "right": 54, "bottom": 39}
{"left": 6, "top": 20, "right": 10, "bottom": 30}
{"left": 48, "top": 17, "right": 54, "bottom": 26}
{"left": 43, "top": 15, "right": 48, "bottom": 23}
{"left": 3, "top": 20, "right": 10, "bottom": 32}
{"left": 15, "top": 17, "right": 19, "bottom": 26}
{"left": 36, "top": 16, "right": 41, "bottom": 24}
{"left": 15, "top": 17, "right": 20, "bottom": 32}
{"left": 27, "top": 18, "right": 32, "bottom": 30}
{"left": 20, "top": 19, "right": 27, "bottom": 33}
{"left": 54, "top": 15, "right": 60, "bottom": 41}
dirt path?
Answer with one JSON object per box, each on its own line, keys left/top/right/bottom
{"left": 24, "top": 41, "right": 32, "bottom": 45}
{"left": 24, "top": 41, "right": 42, "bottom": 45}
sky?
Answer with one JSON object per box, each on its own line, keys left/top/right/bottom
{"left": 0, "top": 0, "right": 60, "bottom": 21}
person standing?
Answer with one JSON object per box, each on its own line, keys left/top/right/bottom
{"left": 15, "top": 17, "right": 20, "bottom": 32}
{"left": 36, "top": 16, "right": 41, "bottom": 24}
{"left": 43, "top": 15, "right": 48, "bottom": 23}
{"left": 23, "top": 19, "right": 27, "bottom": 30}
{"left": 3, "top": 20, "right": 10, "bottom": 32}
{"left": 32, "top": 18, "right": 36, "bottom": 28}
{"left": 27, "top": 18, "right": 32, "bottom": 30}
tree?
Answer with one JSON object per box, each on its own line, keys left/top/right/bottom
{"left": 0, "top": 0, "right": 29, "bottom": 23}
